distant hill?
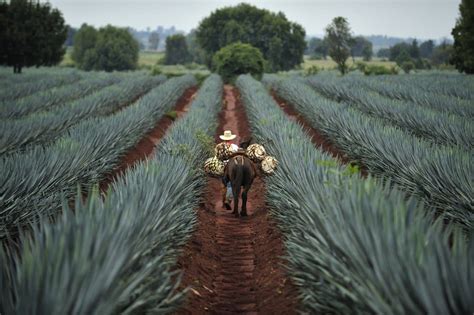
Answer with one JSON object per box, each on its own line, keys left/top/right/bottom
{"left": 306, "top": 34, "right": 453, "bottom": 52}
{"left": 365, "top": 35, "right": 416, "bottom": 51}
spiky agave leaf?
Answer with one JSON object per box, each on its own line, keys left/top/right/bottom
{"left": 303, "top": 75, "right": 473, "bottom": 149}
{"left": 271, "top": 77, "right": 473, "bottom": 230}
{"left": 0, "top": 74, "right": 166, "bottom": 156}
{"left": 0, "top": 75, "right": 197, "bottom": 239}
{"left": 236, "top": 74, "right": 474, "bottom": 314}
{"left": 0, "top": 74, "right": 223, "bottom": 314}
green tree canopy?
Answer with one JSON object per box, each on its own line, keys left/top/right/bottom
{"left": 389, "top": 42, "right": 411, "bottom": 61}
{"left": 212, "top": 42, "right": 265, "bottom": 83}
{"left": 196, "top": 3, "right": 306, "bottom": 72}
{"left": 432, "top": 41, "right": 454, "bottom": 66}
{"left": 350, "top": 36, "right": 373, "bottom": 61}
{"left": 362, "top": 43, "right": 373, "bottom": 61}
{"left": 164, "top": 34, "right": 190, "bottom": 65}
{"left": 419, "top": 40, "right": 435, "bottom": 58}
{"left": 377, "top": 48, "right": 390, "bottom": 58}
{"left": 0, "top": 0, "right": 67, "bottom": 73}
{"left": 72, "top": 24, "right": 98, "bottom": 66}
{"left": 186, "top": 29, "right": 206, "bottom": 64}
{"left": 451, "top": 0, "right": 474, "bottom": 73}
{"left": 325, "top": 17, "right": 353, "bottom": 75}
{"left": 73, "top": 25, "right": 139, "bottom": 71}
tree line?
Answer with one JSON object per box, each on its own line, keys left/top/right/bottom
{"left": 0, "top": 0, "right": 472, "bottom": 74}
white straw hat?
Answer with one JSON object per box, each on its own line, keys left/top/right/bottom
{"left": 219, "top": 130, "right": 237, "bottom": 141}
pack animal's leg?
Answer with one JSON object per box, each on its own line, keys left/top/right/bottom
{"left": 241, "top": 172, "right": 254, "bottom": 216}
{"left": 232, "top": 182, "right": 240, "bottom": 217}
{"left": 241, "top": 183, "right": 252, "bottom": 216}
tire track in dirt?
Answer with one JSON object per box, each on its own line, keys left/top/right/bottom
{"left": 271, "top": 91, "right": 368, "bottom": 176}
{"left": 175, "top": 85, "right": 298, "bottom": 314}
{"left": 99, "top": 87, "right": 198, "bottom": 193}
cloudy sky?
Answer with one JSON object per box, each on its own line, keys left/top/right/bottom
{"left": 49, "top": 0, "right": 461, "bottom": 39}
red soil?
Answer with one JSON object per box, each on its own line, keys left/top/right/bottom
{"left": 2, "top": 87, "right": 197, "bottom": 256}
{"left": 99, "top": 87, "right": 198, "bottom": 193}
{"left": 271, "top": 91, "right": 367, "bottom": 177}
{"left": 175, "top": 85, "right": 299, "bottom": 314}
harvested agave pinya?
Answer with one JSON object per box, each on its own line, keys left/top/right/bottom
{"left": 261, "top": 156, "right": 278, "bottom": 175}
{"left": 203, "top": 156, "right": 225, "bottom": 177}
{"left": 246, "top": 143, "right": 266, "bottom": 162}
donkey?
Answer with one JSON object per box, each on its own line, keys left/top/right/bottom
{"left": 223, "top": 138, "right": 257, "bottom": 217}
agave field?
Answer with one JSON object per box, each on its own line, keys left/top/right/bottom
{"left": 0, "top": 67, "right": 473, "bottom": 314}
{"left": 239, "top": 74, "right": 473, "bottom": 314}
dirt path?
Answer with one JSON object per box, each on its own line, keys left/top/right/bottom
{"left": 175, "top": 85, "right": 298, "bottom": 314}
{"left": 100, "top": 87, "right": 198, "bottom": 193}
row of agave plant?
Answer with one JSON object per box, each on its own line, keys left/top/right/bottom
{"left": 388, "top": 71, "right": 474, "bottom": 100}
{"left": 0, "top": 74, "right": 223, "bottom": 314}
{"left": 0, "top": 67, "right": 74, "bottom": 84}
{"left": 348, "top": 76, "right": 474, "bottom": 119}
{"left": 267, "top": 76, "right": 473, "bottom": 231}
{"left": 0, "top": 68, "right": 83, "bottom": 102}
{"left": 0, "top": 72, "right": 121, "bottom": 119}
{"left": 0, "top": 74, "right": 196, "bottom": 239}
{"left": 300, "top": 75, "right": 473, "bottom": 150}
{"left": 0, "top": 74, "right": 166, "bottom": 155}
{"left": 236, "top": 74, "right": 474, "bottom": 314}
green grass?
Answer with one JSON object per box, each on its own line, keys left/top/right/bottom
{"left": 60, "top": 49, "right": 210, "bottom": 75}
{"left": 302, "top": 56, "right": 396, "bottom": 70}
{"left": 60, "top": 48, "right": 395, "bottom": 75}
{"left": 139, "top": 51, "right": 165, "bottom": 67}
{"left": 60, "top": 49, "right": 165, "bottom": 68}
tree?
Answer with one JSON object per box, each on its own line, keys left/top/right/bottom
{"left": 395, "top": 50, "right": 413, "bottom": 73}
{"left": 451, "top": 0, "right": 474, "bottom": 73}
{"left": 377, "top": 48, "right": 390, "bottom": 58}
{"left": 389, "top": 42, "right": 411, "bottom": 61}
{"left": 73, "top": 25, "right": 139, "bottom": 71}
{"left": 325, "top": 17, "right": 353, "bottom": 75}
{"left": 212, "top": 42, "right": 265, "bottom": 83}
{"left": 362, "top": 43, "right": 373, "bottom": 61}
{"left": 409, "top": 39, "right": 420, "bottom": 59}
{"left": 350, "top": 36, "right": 373, "bottom": 61}
{"left": 419, "top": 40, "right": 435, "bottom": 58}
{"left": 196, "top": 3, "right": 306, "bottom": 71}
{"left": 0, "top": 0, "right": 67, "bottom": 73}
{"left": 432, "top": 41, "right": 454, "bottom": 66}
{"left": 164, "top": 34, "right": 190, "bottom": 65}
{"left": 72, "top": 24, "right": 98, "bottom": 66}
{"left": 186, "top": 29, "right": 206, "bottom": 64}
{"left": 308, "top": 37, "right": 328, "bottom": 59}
{"left": 148, "top": 31, "right": 160, "bottom": 51}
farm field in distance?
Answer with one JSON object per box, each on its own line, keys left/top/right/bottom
{"left": 61, "top": 48, "right": 398, "bottom": 73}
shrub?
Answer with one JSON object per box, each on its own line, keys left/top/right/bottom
{"left": 400, "top": 60, "right": 416, "bottom": 73}
{"left": 304, "top": 65, "right": 320, "bottom": 76}
{"left": 357, "top": 62, "right": 398, "bottom": 75}
{"left": 212, "top": 42, "right": 265, "bottom": 83}
{"left": 73, "top": 25, "right": 139, "bottom": 71}
{"left": 194, "top": 73, "right": 210, "bottom": 86}
{"left": 150, "top": 66, "right": 162, "bottom": 76}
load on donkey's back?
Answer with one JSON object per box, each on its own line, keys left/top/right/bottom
{"left": 203, "top": 129, "right": 278, "bottom": 216}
